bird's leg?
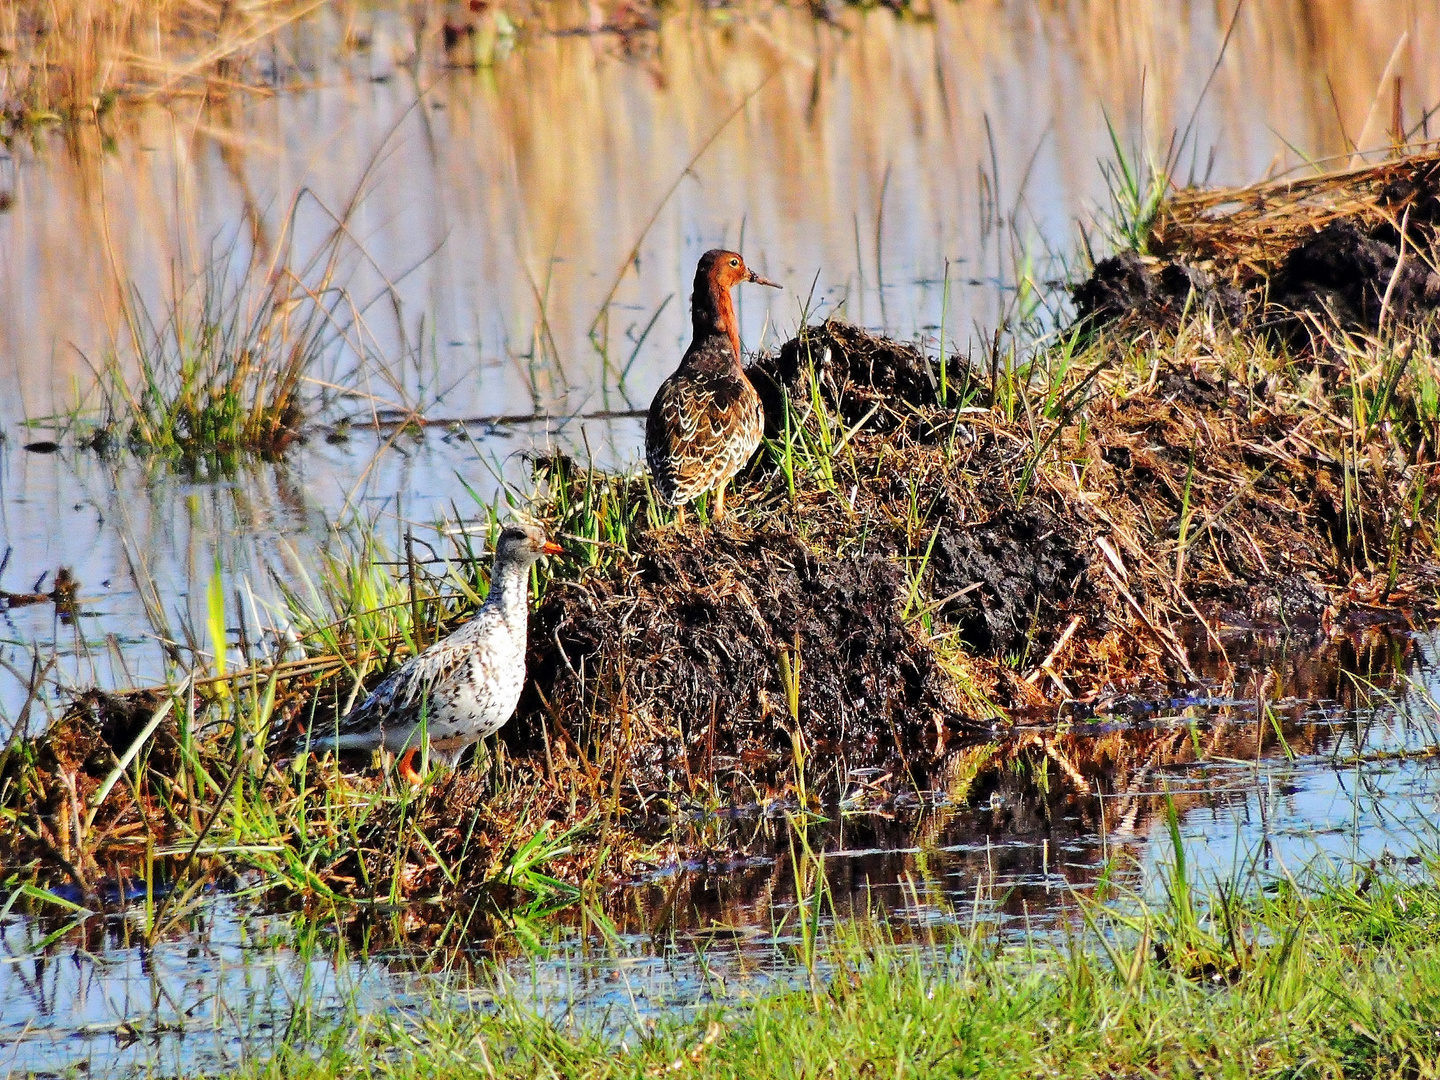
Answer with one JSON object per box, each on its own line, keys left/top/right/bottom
{"left": 675, "top": 503, "right": 687, "bottom": 530}
{"left": 714, "top": 482, "right": 727, "bottom": 522}
{"left": 397, "top": 746, "right": 424, "bottom": 787}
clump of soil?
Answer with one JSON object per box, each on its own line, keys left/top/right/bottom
{"left": 1076, "top": 151, "right": 1440, "bottom": 348}
{"left": 5, "top": 688, "right": 176, "bottom": 783}
{"left": 504, "top": 293, "right": 1440, "bottom": 809}
{"left": 503, "top": 325, "right": 1118, "bottom": 796}
{"left": 927, "top": 504, "right": 1092, "bottom": 655}
{"left": 516, "top": 525, "right": 967, "bottom": 789}
{"left": 1071, "top": 251, "right": 1246, "bottom": 333}
{"left": 1267, "top": 219, "right": 1440, "bottom": 347}
{"left": 750, "top": 319, "right": 939, "bottom": 435}
{"left": 436, "top": 303, "right": 1439, "bottom": 806}
{"left": 0, "top": 688, "right": 177, "bottom": 888}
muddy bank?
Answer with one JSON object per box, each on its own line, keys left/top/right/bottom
{"left": 509, "top": 315, "right": 1437, "bottom": 803}
{"left": 8, "top": 158, "right": 1440, "bottom": 904}
{"left": 7, "top": 292, "right": 1439, "bottom": 901}
{"left": 1073, "top": 151, "right": 1440, "bottom": 348}
{"left": 7, "top": 621, "right": 1414, "bottom": 922}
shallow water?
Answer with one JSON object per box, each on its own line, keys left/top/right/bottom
{"left": 3, "top": 630, "right": 1438, "bottom": 1076}
{"left": 3, "top": 2, "right": 1440, "bottom": 1070}
{"left": 2, "top": 0, "right": 1439, "bottom": 718}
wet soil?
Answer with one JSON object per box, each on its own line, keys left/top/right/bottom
{"left": 926, "top": 503, "right": 1091, "bottom": 656}
{"left": 1074, "top": 152, "right": 1440, "bottom": 348}
{"left": 0, "top": 687, "right": 179, "bottom": 897}
{"left": 519, "top": 524, "right": 964, "bottom": 790}
{"left": 7, "top": 296, "right": 1438, "bottom": 906}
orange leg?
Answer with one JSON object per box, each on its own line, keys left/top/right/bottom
{"left": 675, "top": 503, "right": 687, "bottom": 530}
{"left": 714, "top": 482, "right": 727, "bottom": 522}
{"left": 397, "top": 746, "right": 424, "bottom": 787}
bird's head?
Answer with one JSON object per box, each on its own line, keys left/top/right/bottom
{"left": 495, "top": 521, "right": 563, "bottom": 566}
{"left": 696, "top": 249, "right": 781, "bottom": 293}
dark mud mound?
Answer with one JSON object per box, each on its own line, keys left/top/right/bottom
{"left": 511, "top": 309, "right": 1439, "bottom": 800}
{"left": 750, "top": 319, "right": 939, "bottom": 435}
{"left": 1268, "top": 219, "right": 1440, "bottom": 346}
{"left": 1075, "top": 151, "right": 1440, "bottom": 346}
{"left": 517, "top": 527, "right": 967, "bottom": 788}
{"left": 928, "top": 505, "right": 1092, "bottom": 654}
{"left": 1072, "top": 251, "right": 1244, "bottom": 333}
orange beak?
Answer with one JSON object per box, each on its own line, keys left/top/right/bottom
{"left": 541, "top": 540, "right": 564, "bottom": 556}
{"left": 747, "top": 269, "right": 781, "bottom": 289}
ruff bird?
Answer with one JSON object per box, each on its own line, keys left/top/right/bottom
{"left": 646, "top": 249, "right": 780, "bottom": 524}
{"left": 307, "top": 521, "right": 561, "bottom": 776}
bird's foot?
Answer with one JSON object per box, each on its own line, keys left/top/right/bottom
{"left": 397, "top": 746, "right": 425, "bottom": 787}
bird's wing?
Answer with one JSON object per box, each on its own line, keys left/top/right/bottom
{"left": 312, "top": 607, "right": 508, "bottom": 744}
{"left": 645, "top": 368, "right": 761, "bottom": 503}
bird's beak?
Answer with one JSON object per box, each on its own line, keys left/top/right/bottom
{"left": 747, "top": 269, "right": 782, "bottom": 289}
{"left": 541, "top": 541, "right": 564, "bottom": 556}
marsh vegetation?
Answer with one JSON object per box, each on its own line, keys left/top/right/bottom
{"left": 5, "top": 146, "right": 1440, "bottom": 921}
{"left": 4, "top": 0, "right": 1440, "bottom": 1074}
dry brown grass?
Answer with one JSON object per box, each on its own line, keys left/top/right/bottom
{"left": 0, "top": 0, "right": 324, "bottom": 129}
{"left": 1151, "top": 148, "right": 1440, "bottom": 284}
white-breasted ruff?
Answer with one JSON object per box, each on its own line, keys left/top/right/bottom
{"left": 307, "top": 522, "right": 561, "bottom": 767}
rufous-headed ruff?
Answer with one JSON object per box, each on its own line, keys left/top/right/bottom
{"left": 646, "top": 249, "right": 780, "bottom": 524}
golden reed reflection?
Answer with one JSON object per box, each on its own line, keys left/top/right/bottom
{"left": 2, "top": 0, "right": 1436, "bottom": 431}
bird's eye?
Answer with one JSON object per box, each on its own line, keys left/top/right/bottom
{"left": 730, "top": 258, "right": 739, "bottom": 267}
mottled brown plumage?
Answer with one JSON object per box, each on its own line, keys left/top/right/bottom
{"left": 646, "top": 249, "right": 781, "bottom": 521}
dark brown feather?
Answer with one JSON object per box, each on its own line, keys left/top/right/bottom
{"left": 646, "top": 362, "right": 762, "bottom": 506}
{"left": 646, "top": 249, "right": 774, "bottom": 508}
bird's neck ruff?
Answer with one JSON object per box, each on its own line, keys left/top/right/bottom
{"left": 688, "top": 272, "right": 743, "bottom": 374}
{"left": 487, "top": 554, "right": 532, "bottom": 634}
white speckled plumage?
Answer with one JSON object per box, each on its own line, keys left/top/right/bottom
{"left": 307, "top": 522, "right": 559, "bottom": 765}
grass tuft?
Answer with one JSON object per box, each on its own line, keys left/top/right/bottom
{"left": 27, "top": 196, "right": 368, "bottom": 465}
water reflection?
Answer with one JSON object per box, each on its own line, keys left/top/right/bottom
{"left": 2, "top": 1, "right": 1438, "bottom": 713}
{"left": 4, "top": 630, "right": 1438, "bottom": 1075}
